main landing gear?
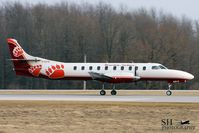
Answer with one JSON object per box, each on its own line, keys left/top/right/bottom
{"left": 111, "top": 84, "right": 117, "bottom": 95}
{"left": 166, "top": 83, "right": 172, "bottom": 96}
{"left": 100, "top": 90, "right": 106, "bottom": 95}
{"left": 100, "top": 83, "right": 106, "bottom": 95}
{"left": 100, "top": 83, "right": 117, "bottom": 96}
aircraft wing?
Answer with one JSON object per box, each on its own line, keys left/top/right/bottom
{"left": 89, "top": 72, "right": 140, "bottom": 83}
{"left": 89, "top": 72, "right": 113, "bottom": 82}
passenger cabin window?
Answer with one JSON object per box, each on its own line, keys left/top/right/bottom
{"left": 113, "top": 66, "right": 117, "bottom": 70}
{"left": 105, "top": 66, "right": 108, "bottom": 70}
{"left": 121, "top": 66, "right": 124, "bottom": 70}
{"left": 143, "top": 66, "right": 146, "bottom": 70}
{"left": 81, "top": 66, "right": 85, "bottom": 70}
{"left": 97, "top": 66, "right": 100, "bottom": 70}
{"left": 89, "top": 66, "right": 92, "bottom": 70}
{"left": 73, "top": 66, "right": 77, "bottom": 70}
{"left": 129, "top": 66, "right": 132, "bottom": 70}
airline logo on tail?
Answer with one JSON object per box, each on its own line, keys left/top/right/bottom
{"left": 7, "top": 38, "right": 65, "bottom": 79}
{"left": 7, "top": 38, "right": 25, "bottom": 59}
{"left": 7, "top": 38, "right": 42, "bottom": 77}
{"left": 13, "top": 46, "right": 23, "bottom": 57}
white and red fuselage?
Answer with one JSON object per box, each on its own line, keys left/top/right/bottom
{"left": 7, "top": 38, "right": 194, "bottom": 84}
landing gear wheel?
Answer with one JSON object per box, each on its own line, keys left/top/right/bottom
{"left": 100, "top": 90, "right": 106, "bottom": 95}
{"left": 111, "top": 90, "right": 117, "bottom": 95}
{"left": 166, "top": 90, "right": 172, "bottom": 96}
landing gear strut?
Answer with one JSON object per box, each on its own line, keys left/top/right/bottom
{"left": 99, "top": 83, "right": 117, "bottom": 95}
{"left": 166, "top": 83, "right": 172, "bottom": 96}
{"left": 100, "top": 83, "right": 106, "bottom": 95}
{"left": 111, "top": 84, "right": 117, "bottom": 95}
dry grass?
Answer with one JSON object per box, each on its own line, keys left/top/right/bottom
{"left": 0, "top": 101, "right": 198, "bottom": 133}
{"left": 0, "top": 90, "right": 199, "bottom": 96}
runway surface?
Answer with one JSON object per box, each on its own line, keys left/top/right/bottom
{"left": 0, "top": 94, "right": 199, "bottom": 103}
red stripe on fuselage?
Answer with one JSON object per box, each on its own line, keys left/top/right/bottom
{"left": 140, "top": 77, "right": 187, "bottom": 83}
{"left": 32, "top": 75, "right": 187, "bottom": 83}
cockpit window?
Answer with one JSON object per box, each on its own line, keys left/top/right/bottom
{"left": 152, "top": 65, "right": 167, "bottom": 70}
{"left": 152, "top": 66, "right": 159, "bottom": 70}
{"left": 159, "top": 65, "right": 167, "bottom": 69}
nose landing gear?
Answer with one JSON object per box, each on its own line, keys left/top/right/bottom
{"left": 166, "top": 83, "right": 172, "bottom": 96}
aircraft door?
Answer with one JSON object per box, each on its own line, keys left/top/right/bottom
{"left": 135, "top": 66, "right": 138, "bottom": 76}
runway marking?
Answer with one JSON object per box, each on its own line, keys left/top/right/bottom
{"left": 0, "top": 94, "right": 199, "bottom": 103}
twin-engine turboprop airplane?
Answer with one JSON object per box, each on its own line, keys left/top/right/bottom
{"left": 7, "top": 38, "right": 194, "bottom": 96}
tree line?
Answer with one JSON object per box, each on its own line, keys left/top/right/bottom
{"left": 0, "top": 2, "right": 198, "bottom": 90}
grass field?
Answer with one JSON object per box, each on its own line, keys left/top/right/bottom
{"left": 0, "top": 90, "right": 198, "bottom": 133}
{"left": 0, "top": 101, "right": 198, "bottom": 133}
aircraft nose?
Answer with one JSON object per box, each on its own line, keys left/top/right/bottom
{"left": 170, "top": 70, "right": 194, "bottom": 81}
{"left": 185, "top": 72, "right": 194, "bottom": 80}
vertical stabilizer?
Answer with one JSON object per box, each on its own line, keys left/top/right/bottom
{"left": 7, "top": 38, "right": 32, "bottom": 76}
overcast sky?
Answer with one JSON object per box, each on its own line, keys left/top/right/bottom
{"left": 1, "top": 0, "right": 199, "bottom": 20}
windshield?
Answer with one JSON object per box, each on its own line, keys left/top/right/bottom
{"left": 159, "top": 65, "right": 167, "bottom": 69}
{"left": 152, "top": 65, "right": 167, "bottom": 70}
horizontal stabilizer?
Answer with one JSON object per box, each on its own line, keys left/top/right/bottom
{"left": 7, "top": 58, "right": 41, "bottom": 62}
{"left": 13, "top": 68, "right": 28, "bottom": 71}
